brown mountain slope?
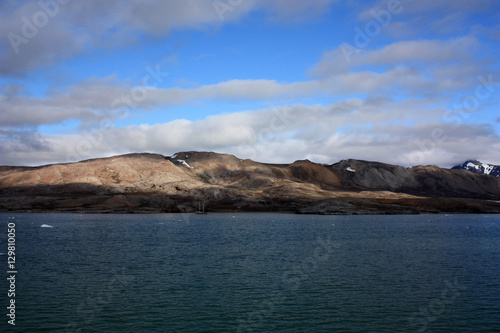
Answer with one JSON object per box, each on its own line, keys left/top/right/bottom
{"left": 0, "top": 151, "right": 499, "bottom": 214}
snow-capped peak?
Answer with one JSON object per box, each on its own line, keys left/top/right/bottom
{"left": 452, "top": 160, "right": 500, "bottom": 177}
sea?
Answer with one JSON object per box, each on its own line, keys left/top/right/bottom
{"left": 1, "top": 213, "right": 499, "bottom": 332}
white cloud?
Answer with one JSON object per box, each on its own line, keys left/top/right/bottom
{"left": 356, "top": 0, "right": 499, "bottom": 40}
{"left": 0, "top": 0, "right": 336, "bottom": 76}
{"left": 0, "top": 66, "right": 452, "bottom": 128}
{"left": 2, "top": 100, "right": 499, "bottom": 167}
{"left": 0, "top": 76, "right": 128, "bottom": 127}
{"left": 358, "top": 0, "right": 498, "bottom": 22}
{"left": 0, "top": 77, "right": 328, "bottom": 128}
{"left": 1, "top": 0, "right": 498, "bottom": 169}
{"left": 309, "top": 37, "right": 478, "bottom": 77}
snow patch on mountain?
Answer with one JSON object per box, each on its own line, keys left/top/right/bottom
{"left": 177, "top": 159, "right": 193, "bottom": 168}
{"left": 452, "top": 160, "right": 500, "bottom": 177}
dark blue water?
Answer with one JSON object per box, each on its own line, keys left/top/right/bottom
{"left": 1, "top": 213, "right": 499, "bottom": 332}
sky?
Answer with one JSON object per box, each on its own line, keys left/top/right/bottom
{"left": 1, "top": 0, "right": 499, "bottom": 167}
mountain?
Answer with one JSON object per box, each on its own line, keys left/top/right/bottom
{"left": 1, "top": 151, "right": 499, "bottom": 214}
{"left": 451, "top": 160, "right": 500, "bottom": 177}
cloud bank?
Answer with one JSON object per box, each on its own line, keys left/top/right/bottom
{"left": 0, "top": 0, "right": 499, "bottom": 167}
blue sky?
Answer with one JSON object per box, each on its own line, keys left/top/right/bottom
{"left": 1, "top": 0, "right": 499, "bottom": 166}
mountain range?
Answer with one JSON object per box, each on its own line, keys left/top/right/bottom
{"left": 1, "top": 152, "right": 499, "bottom": 214}
{"left": 452, "top": 160, "right": 500, "bottom": 177}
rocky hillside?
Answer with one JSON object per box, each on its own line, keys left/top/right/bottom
{"left": 329, "top": 159, "right": 499, "bottom": 198}
{"left": 1, "top": 151, "right": 499, "bottom": 214}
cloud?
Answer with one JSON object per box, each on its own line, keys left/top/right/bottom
{"left": 358, "top": 0, "right": 498, "bottom": 22}
{"left": 256, "top": 0, "right": 335, "bottom": 22}
{"left": 1, "top": 61, "right": 484, "bottom": 129}
{"left": 0, "top": 0, "right": 336, "bottom": 77}
{"left": 0, "top": 69, "right": 436, "bottom": 128}
{"left": 0, "top": 76, "right": 128, "bottom": 127}
{"left": 357, "top": 0, "right": 499, "bottom": 39}
{"left": 309, "top": 36, "right": 478, "bottom": 77}
{"left": 2, "top": 100, "right": 499, "bottom": 167}
{"left": 1, "top": 0, "right": 497, "bottom": 168}
{"left": 0, "top": 1, "right": 82, "bottom": 76}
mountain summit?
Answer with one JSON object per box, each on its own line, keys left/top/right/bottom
{"left": 451, "top": 160, "right": 500, "bottom": 177}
